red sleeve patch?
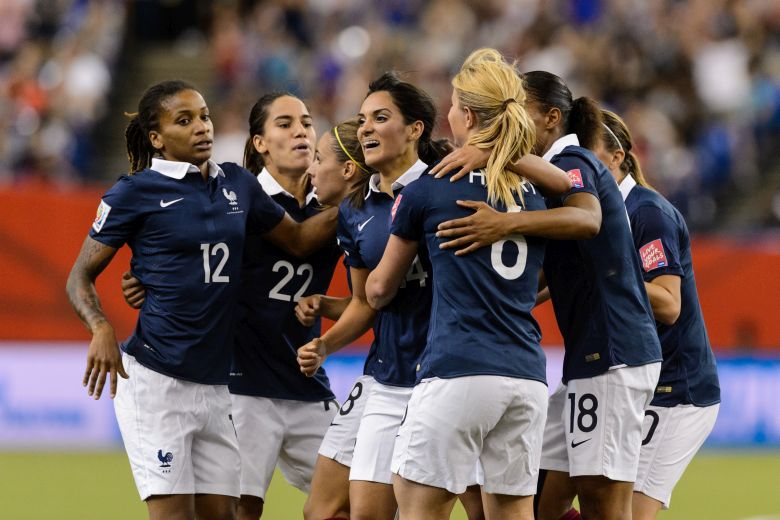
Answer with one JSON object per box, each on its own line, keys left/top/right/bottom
{"left": 566, "top": 169, "right": 583, "bottom": 188}
{"left": 391, "top": 194, "right": 403, "bottom": 221}
{"left": 639, "top": 239, "right": 668, "bottom": 272}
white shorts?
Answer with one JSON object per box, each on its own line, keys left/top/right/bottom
{"left": 540, "top": 362, "right": 661, "bottom": 482}
{"left": 114, "top": 354, "right": 240, "bottom": 500}
{"left": 349, "top": 382, "right": 412, "bottom": 484}
{"left": 230, "top": 394, "right": 338, "bottom": 499}
{"left": 318, "top": 375, "right": 374, "bottom": 467}
{"left": 634, "top": 403, "right": 719, "bottom": 508}
{"left": 392, "top": 375, "right": 548, "bottom": 496}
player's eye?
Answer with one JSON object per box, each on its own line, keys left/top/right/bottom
{"left": 357, "top": 117, "right": 366, "bottom": 126}
{"left": 376, "top": 115, "right": 388, "bottom": 122}
{"left": 279, "top": 123, "right": 290, "bottom": 128}
{"left": 201, "top": 114, "right": 211, "bottom": 122}
{"left": 178, "top": 118, "right": 190, "bottom": 125}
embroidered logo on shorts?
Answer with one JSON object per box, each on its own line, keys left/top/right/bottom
{"left": 157, "top": 450, "right": 173, "bottom": 469}
{"left": 639, "top": 239, "right": 668, "bottom": 272}
{"left": 92, "top": 200, "right": 111, "bottom": 233}
{"left": 566, "top": 169, "right": 584, "bottom": 188}
{"left": 391, "top": 194, "right": 403, "bottom": 221}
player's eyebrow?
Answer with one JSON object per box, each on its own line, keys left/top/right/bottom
{"left": 357, "top": 108, "right": 393, "bottom": 118}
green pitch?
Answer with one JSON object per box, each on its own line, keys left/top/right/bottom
{"left": 0, "top": 451, "right": 778, "bottom": 519}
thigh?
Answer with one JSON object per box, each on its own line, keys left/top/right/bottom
{"left": 350, "top": 383, "right": 412, "bottom": 485}
{"left": 115, "top": 354, "right": 197, "bottom": 499}
{"left": 565, "top": 364, "right": 658, "bottom": 482}
{"left": 318, "top": 375, "right": 374, "bottom": 467}
{"left": 481, "top": 378, "right": 548, "bottom": 497}
{"left": 393, "top": 474, "right": 457, "bottom": 520}
{"left": 230, "top": 394, "right": 285, "bottom": 500}
{"left": 349, "top": 480, "right": 397, "bottom": 520}
{"left": 634, "top": 404, "right": 719, "bottom": 508}
{"left": 537, "top": 470, "right": 576, "bottom": 520}
{"left": 304, "top": 455, "right": 351, "bottom": 520}
{"left": 191, "top": 385, "right": 241, "bottom": 498}
{"left": 147, "top": 494, "right": 195, "bottom": 520}
{"left": 278, "top": 399, "right": 338, "bottom": 493}
{"left": 194, "top": 493, "right": 238, "bottom": 520}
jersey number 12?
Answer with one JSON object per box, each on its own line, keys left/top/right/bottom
{"left": 201, "top": 243, "right": 230, "bottom": 283}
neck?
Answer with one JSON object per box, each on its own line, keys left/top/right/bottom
{"left": 267, "top": 165, "right": 309, "bottom": 205}
{"left": 613, "top": 169, "right": 628, "bottom": 185}
{"left": 540, "top": 128, "right": 565, "bottom": 156}
{"left": 377, "top": 148, "right": 418, "bottom": 195}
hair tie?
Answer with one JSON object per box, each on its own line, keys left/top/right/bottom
{"left": 333, "top": 126, "right": 370, "bottom": 174}
{"left": 501, "top": 98, "right": 517, "bottom": 110}
{"left": 602, "top": 122, "right": 624, "bottom": 152}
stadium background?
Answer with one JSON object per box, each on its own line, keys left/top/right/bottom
{"left": 1, "top": 0, "right": 779, "bottom": 518}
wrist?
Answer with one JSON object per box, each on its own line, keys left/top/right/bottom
{"left": 91, "top": 319, "right": 114, "bottom": 336}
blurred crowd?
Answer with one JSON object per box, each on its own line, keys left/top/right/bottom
{"left": 2, "top": 0, "right": 779, "bottom": 229}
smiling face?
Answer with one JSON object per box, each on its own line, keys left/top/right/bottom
{"left": 149, "top": 89, "right": 213, "bottom": 166}
{"left": 357, "top": 90, "right": 419, "bottom": 171}
{"left": 307, "top": 133, "right": 352, "bottom": 206}
{"left": 253, "top": 95, "right": 315, "bottom": 174}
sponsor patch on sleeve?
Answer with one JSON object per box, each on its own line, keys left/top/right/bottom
{"left": 639, "top": 238, "right": 668, "bottom": 272}
{"left": 92, "top": 200, "right": 111, "bottom": 233}
{"left": 391, "top": 194, "right": 403, "bottom": 221}
{"left": 566, "top": 169, "right": 583, "bottom": 188}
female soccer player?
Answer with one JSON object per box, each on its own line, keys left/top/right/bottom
{"left": 365, "top": 48, "right": 553, "bottom": 520}
{"left": 594, "top": 110, "right": 720, "bottom": 520}
{"left": 298, "top": 71, "right": 448, "bottom": 520}
{"left": 119, "top": 96, "right": 373, "bottom": 520}
{"left": 434, "top": 71, "right": 663, "bottom": 520}
{"left": 67, "top": 80, "right": 334, "bottom": 520}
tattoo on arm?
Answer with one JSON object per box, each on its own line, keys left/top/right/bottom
{"left": 66, "top": 237, "right": 118, "bottom": 333}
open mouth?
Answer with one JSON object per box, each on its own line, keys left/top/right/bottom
{"left": 293, "top": 143, "right": 311, "bottom": 154}
{"left": 362, "top": 139, "right": 380, "bottom": 150}
{"left": 194, "top": 140, "right": 213, "bottom": 150}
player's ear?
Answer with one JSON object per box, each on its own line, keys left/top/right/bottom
{"left": 343, "top": 161, "right": 357, "bottom": 182}
{"left": 611, "top": 149, "right": 625, "bottom": 170}
{"left": 253, "top": 134, "right": 268, "bottom": 155}
{"left": 407, "top": 120, "right": 424, "bottom": 142}
{"left": 149, "top": 131, "right": 164, "bottom": 151}
{"left": 464, "top": 106, "right": 477, "bottom": 130}
{"left": 545, "top": 107, "right": 561, "bottom": 129}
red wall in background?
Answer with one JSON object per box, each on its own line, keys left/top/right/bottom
{"left": 0, "top": 186, "right": 777, "bottom": 349}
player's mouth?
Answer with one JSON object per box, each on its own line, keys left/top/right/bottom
{"left": 194, "top": 139, "right": 213, "bottom": 151}
{"left": 292, "top": 142, "right": 311, "bottom": 155}
{"left": 362, "top": 139, "right": 380, "bottom": 151}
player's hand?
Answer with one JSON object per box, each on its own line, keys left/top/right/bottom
{"left": 295, "top": 294, "right": 322, "bottom": 327}
{"left": 83, "top": 322, "right": 128, "bottom": 400}
{"left": 297, "top": 338, "right": 327, "bottom": 377}
{"left": 429, "top": 145, "right": 491, "bottom": 181}
{"left": 436, "top": 200, "right": 511, "bottom": 255}
{"left": 121, "top": 271, "right": 146, "bottom": 309}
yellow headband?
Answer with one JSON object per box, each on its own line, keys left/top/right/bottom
{"left": 333, "top": 126, "right": 370, "bottom": 174}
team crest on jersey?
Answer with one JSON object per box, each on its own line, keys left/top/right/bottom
{"left": 223, "top": 188, "right": 238, "bottom": 206}
{"left": 391, "top": 194, "right": 403, "bottom": 221}
{"left": 639, "top": 239, "right": 668, "bottom": 271}
{"left": 566, "top": 169, "right": 584, "bottom": 188}
{"left": 92, "top": 200, "right": 111, "bottom": 233}
{"left": 157, "top": 449, "right": 173, "bottom": 472}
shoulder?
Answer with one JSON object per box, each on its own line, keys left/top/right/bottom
{"left": 629, "top": 187, "right": 682, "bottom": 224}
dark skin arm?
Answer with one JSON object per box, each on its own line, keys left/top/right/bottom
{"left": 429, "top": 145, "right": 572, "bottom": 196}
{"left": 295, "top": 294, "right": 352, "bottom": 326}
{"left": 65, "top": 236, "right": 128, "bottom": 399}
{"left": 436, "top": 192, "right": 602, "bottom": 255}
{"left": 263, "top": 207, "right": 338, "bottom": 258}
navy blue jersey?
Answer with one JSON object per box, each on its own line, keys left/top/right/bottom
{"left": 229, "top": 170, "right": 340, "bottom": 401}
{"left": 543, "top": 141, "right": 661, "bottom": 382}
{"left": 89, "top": 159, "right": 285, "bottom": 384}
{"left": 622, "top": 178, "right": 720, "bottom": 406}
{"left": 336, "top": 161, "right": 431, "bottom": 387}
{"left": 391, "top": 170, "right": 547, "bottom": 384}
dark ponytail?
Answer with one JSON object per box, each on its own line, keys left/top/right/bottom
{"left": 243, "top": 91, "right": 298, "bottom": 174}
{"left": 366, "top": 72, "right": 446, "bottom": 164}
{"left": 521, "top": 71, "right": 603, "bottom": 150}
{"left": 125, "top": 80, "right": 197, "bottom": 173}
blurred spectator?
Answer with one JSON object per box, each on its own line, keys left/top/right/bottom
{"left": 1, "top": 0, "right": 779, "bottom": 231}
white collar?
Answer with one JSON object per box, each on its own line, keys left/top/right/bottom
{"left": 151, "top": 158, "right": 224, "bottom": 179}
{"left": 617, "top": 173, "right": 637, "bottom": 201}
{"left": 257, "top": 168, "right": 317, "bottom": 205}
{"left": 366, "top": 159, "right": 428, "bottom": 199}
{"left": 542, "top": 134, "right": 580, "bottom": 162}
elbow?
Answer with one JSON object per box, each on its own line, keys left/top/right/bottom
{"left": 366, "top": 280, "right": 393, "bottom": 310}
{"left": 580, "top": 218, "right": 600, "bottom": 239}
{"left": 655, "top": 304, "right": 681, "bottom": 326}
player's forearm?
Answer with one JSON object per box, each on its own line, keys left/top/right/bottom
{"left": 319, "top": 298, "right": 375, "bottom": 355}
{"left": 319, "top": 295, "right": 351, "bottom": 321}
{"left": 503, "top": 207, "right": 600, "bottom": 240}
{"left": 644, "top": 282, "right": 680, "bottom": 325}
{"left": 66, "top": 237, "right": 117, "bottom": 333}
{"left": 509, "top": 154, "right": 571, "bottom": 196}
{"left": 292, "top": 207, "right": 338, "bottom": 257}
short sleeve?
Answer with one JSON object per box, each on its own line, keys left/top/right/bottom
{"left": 246, "top": 177, "right": 286, "bottom": 234}
{"left": 390, "top": 180, "right": 426, "bottom": 241}
{"left": 631, "top": 204, "right": 684, "bottom": 280}
{"left": 88, "top": 176, "right": 139, "bottom": 248}
{"left": 550, "top": 154, "right": 600, "bottom": 204}
{"left": 337, "top": 204, "right": 366, "bottom": 268}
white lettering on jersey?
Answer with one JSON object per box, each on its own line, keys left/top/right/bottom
{"left": 92, "top": 200, "right": 111, "bottom": 233}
